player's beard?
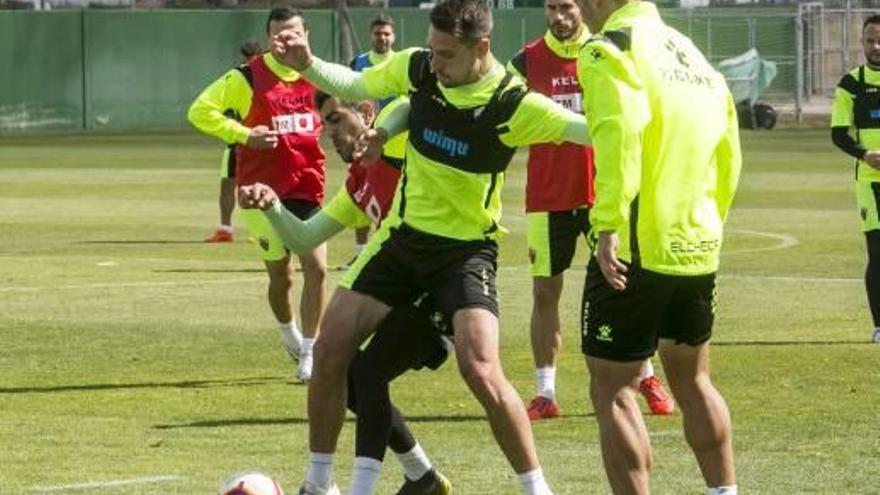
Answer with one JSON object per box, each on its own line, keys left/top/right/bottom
{"left": 550, "top": 22, "right": 576, "bottom": 42}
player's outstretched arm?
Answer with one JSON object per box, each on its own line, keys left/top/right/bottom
{"left": 238, "top": 184, "right": 345, "bottom": 253}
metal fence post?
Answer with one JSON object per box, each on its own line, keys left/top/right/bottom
{"left": 796, "top": 11, "right": 804, "bottom": 122}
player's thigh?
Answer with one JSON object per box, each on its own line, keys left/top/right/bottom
{"left": 452, "top": 307, "right": 502, "bottom": 375}
{"left": 318, "top": 287, "right": 392, "bottom": 356}
{"left": 581, "top": 260, "right": 674, "bottom": 363}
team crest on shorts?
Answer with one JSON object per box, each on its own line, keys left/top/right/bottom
{"left": 861, "top": 207, "right": 869, "bottom": 221}
{"left": 258, "top": 237, "right": 270, "bottom": 252}
{"left": 528, "top": 247, "right": 537, "bottom": 265}
{"left": 596, "top": 324, "right": 614, "bottom": 343}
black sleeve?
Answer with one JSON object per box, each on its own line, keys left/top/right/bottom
{"left": 509, "top": 49, "right": 526, "bottom": 77}
{"left": 832, "top": 126, "right": 867, "bottom": 160}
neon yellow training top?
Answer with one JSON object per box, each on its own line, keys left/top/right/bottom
{"left": 578, "top": 1, "right": 741, "bottom": 276}
{"left": 304, "top": 47, "right": 587, "bottom": 241}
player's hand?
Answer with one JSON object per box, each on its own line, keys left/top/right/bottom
{"left": 271, "top": 29, "right": 313, "bottom": 71}
{"left": 353, "top": 128, "right": 389, "bottom": 165}
{"left": 246, "top": 125, "right": 279, "bottom": 150}
{"left": 596, "top": 231, "right": 628, "bottom": 291}
{"left": 238, "top": 183, "right": 278, "bottom": 210}
{"left": 864, "top": 150, "right": 880, "bottom": 169}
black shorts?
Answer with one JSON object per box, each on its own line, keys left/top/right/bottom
{"left": 527, "top": 208, "right": 591, "bottom": 277}
{"left": 370, "top": 295, "right": 452, "bottom": 371}
{"left": 223, "top": 145, "right": 237, "bottom": 179}
{"left": 345, "top": 223, "right": 499, "bottom": 322}
{"left": 580, "top": 259, "right": 716, "bottom": 362}
{"left": 281, "top": 198, "right": 321, "bottom": 220}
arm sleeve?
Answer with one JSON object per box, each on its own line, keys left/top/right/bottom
{"left": 715, "top": 93, "right": 743, "bottom": 222}
{"left": 263, "top": 201, "right": 345, "bottom": 254}
{"left": 187, "top": 69, "right": 252, "bottom": 145}
{"left": 507, "top": 49, "right": 526, "bottom": 81}
{"left": 830, "top": 78, "right": 867, "bottom": 159}
{"left": 580, "top": 50, "right": 649, "bottom": 234}
{"left": 832, "top": 126, "right": 867, "bottom": 160}
{"left": 500, "top": 92, "right": 588, "bottom": 147}
{"left": 303, "top": 49, "right": 415, "bottom": 103}
{"left": 375, "top": 97, "right": 410, "bottom": 138}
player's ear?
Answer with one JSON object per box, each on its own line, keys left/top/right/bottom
{"left": 357, "top": 101, "right": 377, "bottom": 127}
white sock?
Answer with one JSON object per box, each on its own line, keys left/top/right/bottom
{"left": 355, "top": 243, "right": 366, "bottom": 255}
{"left": 640, "top": 360, "right": 655, "bottom": 381}
{"left": 517, "top": 468, "right": 552, "bottom": 495}
{"left": 349, "top": 457, "right": 383, "bottom": 495}
{"left": 301, "top": 337, "right": 315, "bottom": 357}
{"left": 218, "top": 224, "right": 233, "bottom": 232}
{"left": 536, "top": 367, "right": 556, "bottom": 400}
{"left": 396, "top": 443, "right": 432, "bottom": 481}
{"left": 278, "top": 321, "right": 303, "bottom": 354}
{"left": 708, "top": 485, "right": 737, "bottom": 495}
{"left": 306, "top": 452, "right": 334, "bottom": 489}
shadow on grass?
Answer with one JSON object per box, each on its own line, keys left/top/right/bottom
{"left": 74, "top": 240, "right": 205, "bottom": 245}
{"left": 153, "top": 268, "right": 264, "bottom": 274}
{"left": 0, "top": 376, "right": 286, "bottom": 395}
{"left": 152, "top": 412, "right": 596, "bottom": 430}
{"left": 712, "top": 340, "right": 872, "bottom": 346}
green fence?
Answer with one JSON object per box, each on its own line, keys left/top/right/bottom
{"left": 1, "top": 7, "right": 798, "bottom": 134}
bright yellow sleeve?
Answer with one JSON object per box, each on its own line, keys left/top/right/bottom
{"left": 578, "top": 40, "right": 650, "bottom": 234}
{"left": 361, "top": 48, "right": 421, "bottom": 100}
{"left": 374, "top": 97, "right": 409, "bottom": 161}
{"left": 323, "top": 187, "right": 372, "bottom": 230}
{"left": 187, "top": 68, "right": 253, "bottom": 145}
{"left": 500, "top": 91, "right": 580, "bottom": 147}
{"left": 715, "top": 92, "right": 742, "bottom": 222}
{"left": 831, "top": 86, "right": 854, "bottom": 128}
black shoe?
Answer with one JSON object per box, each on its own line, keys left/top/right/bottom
{"left": 395, "top": 469, "right": 452, "bottom": 495}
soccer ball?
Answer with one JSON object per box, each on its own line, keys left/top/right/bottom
{"left": 218, "top": 472, "right": 284, "bottom": 495}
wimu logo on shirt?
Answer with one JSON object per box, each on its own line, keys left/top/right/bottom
{"left": 422, "top": 128, "right": 470, "bottom": 158}
{"left": 870, "top": 109, "right": 880, "bottom": 119}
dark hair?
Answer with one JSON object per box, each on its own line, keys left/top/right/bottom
{"left": 239, "top": 40, "right": 262, "bottom": 59}
{"left": 371, "top": 14, "right": 395, "bottom": 30}
{"left": 865, "top": 15, "right": 880, "bottom": 31}
{"left": 314, "top": 90, "right": 358, "bottom": 113}
{"left": 430, "top": 0, "right": 493, "bottom": 43}
{"left": 266, "top": 6, "right": 307, "bottom": 34}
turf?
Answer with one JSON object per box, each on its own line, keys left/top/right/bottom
{"left": 0, "top": 129, "right": 878, "bottom": 494}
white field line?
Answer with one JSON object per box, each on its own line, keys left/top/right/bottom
{"left": 28, "top": 475, "right": 181, "bottom": 493}
{"left": 724, "top": 228, "right": 800, "bottom": 254}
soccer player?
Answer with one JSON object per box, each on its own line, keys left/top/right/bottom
{"left": 272, "top": 0, "right": 591, "bottom": 493}
{"left": 204, "top": 40, "right": 263, "bottom": 244}
{"left": 507, "top": 0, "right": 673, "bottom": 420}
{"left": 240, "top": 95, "right": 451, "bottom": 495}
{"left": 188, "top": 7, "right": 327, "bottom": 383}
{"left": 341, "top": 14, "right": 398, "bottom": 269}
{"left": 576, "top": 0, "right": 741, "bottom": 493}
{"left": 831, "top": 14, "right": 880, "bottom": 344}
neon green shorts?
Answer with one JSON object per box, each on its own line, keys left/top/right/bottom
{"left": 220, "top": 146, "right": 236, "bottom": 179}
{"left": 526, "top": 208, "right": 590, "bottom": 277}
{"left": 242, "top": 199, "right": 321, "bottom": 261}
{"left": 856, "top": 180, "right": 880, "bottom": 232}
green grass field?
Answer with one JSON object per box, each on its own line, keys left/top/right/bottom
{"left": 1, "top": 129, "right": 878, "bottom": 494}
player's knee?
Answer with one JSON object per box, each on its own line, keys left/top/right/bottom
{"left": 532, "top": 280, "right": 562, "bottom": 306}
{"left": 457, "top": 357, "right": 502, "bottom": 398}
{"left": 300, "top": 259, "right": 327, "bottom": 281}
